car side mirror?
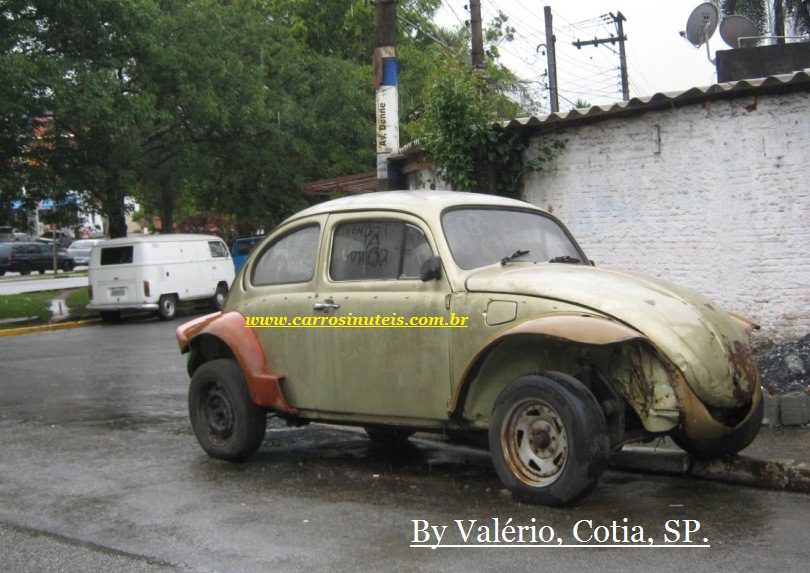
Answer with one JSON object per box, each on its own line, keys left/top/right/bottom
{"left": 420, "top": 256, "right": 442, "bottom": 282}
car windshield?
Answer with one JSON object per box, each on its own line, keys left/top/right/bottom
{"left": 442, "top": 207, "right": 585, "bottom": 270}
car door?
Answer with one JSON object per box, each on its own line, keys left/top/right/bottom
{"left": 34, "top": 243, "right": 53, "bottom": 271}
{"left": 237, "top": 219, "right": 325, "bottom": 410}
{"left": 309, "top": 212, "right": 454, "bottom": 422}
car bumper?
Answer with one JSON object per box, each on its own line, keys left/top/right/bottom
{"left": 87, "top": 302, "right": 159, "bottom": 311}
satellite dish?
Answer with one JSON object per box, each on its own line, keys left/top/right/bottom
{"left": 720, "top": 14, "right": 759, "bottom": 48}
{"left": 684, "top": 3, "right": 719, "bottom": 48}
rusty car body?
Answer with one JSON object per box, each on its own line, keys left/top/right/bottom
{"left": 177, "top": 191, "right": 763, "bottom": 506}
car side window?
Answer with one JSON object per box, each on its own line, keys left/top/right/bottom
{"left": 330, "top": 220, "right": 433, "bottom": 281}
{"left": 208, "top": 241, "right": 229, "bottom": 258}
{"left": 252, "top": 225, "right": 319, "bottom": 286}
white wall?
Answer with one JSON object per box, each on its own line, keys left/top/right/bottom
{"left": 522, "top": 91, "right": 810, "bottom": 342}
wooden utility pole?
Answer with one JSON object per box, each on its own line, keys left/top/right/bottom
{"left": 470, "top": 0, "right": 485, "bottom": 69}
{"left": 615, "top": 12, "right": 629, "bottom": 101}
{"left": 373, "top": 1, "right": 399, "bottom": 191}
{"left": 572, "top": 11, "right": 630, "bottom": 101}
{"left": 543, "top": 6, "right": 559, "bottom": 112}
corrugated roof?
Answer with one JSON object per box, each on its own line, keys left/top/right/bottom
{"left": 300, "top": 172, "right": 377, "bottom": 200}
{"left": 497, "top": 68, "right": 810, "bottom": 131}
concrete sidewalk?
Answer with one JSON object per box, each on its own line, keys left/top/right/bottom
{"left": 612, "top": 426, "right": 810, "bottom": 493}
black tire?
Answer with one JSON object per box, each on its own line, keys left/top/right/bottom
{"left": 188, "top": 359, "right": 266, "bottom": 461}
{"left": 100, "top": 311, "right": 122, "bottom": 323}
{"left": 211, "top": 283, "right": 228, "bottom": 311}
{"left": 489, "top": 373, "right": 609, "bottom": 507}
{"left": 672, "top": 394, "right": 763, "bottom": 459}
{"left": 0, "top": 270, "right": 4, "bottom": 276}
{"left": 62, "top": 261, "right": 74, "bottom": 272}
{"left": 365, "top": 426, "right": 414, "bottom": 447}
{"left": 38, "top": 268, "right": 46, "bottom": 275}
{"left": 157, "top": 294, "right": 177, "bottom": 321}
{"left": 19, "top": 263, "right": 32, "bottom": 275}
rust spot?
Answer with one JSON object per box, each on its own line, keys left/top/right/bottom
{"left": 728, "top": 340, "right": 760, "bottom": 401}
{"left": 744, "top": 102, "right": 757, "bottom": 113}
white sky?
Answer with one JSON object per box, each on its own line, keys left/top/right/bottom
{"left": 434, "top": 0, "right": 725, "bottom": 111}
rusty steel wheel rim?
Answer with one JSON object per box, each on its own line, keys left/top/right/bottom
{"left": 501, "top": 398, "right": 569, "bottom": 487}
{"left": 202, "top": 382, "right": 234, "bottom": 445}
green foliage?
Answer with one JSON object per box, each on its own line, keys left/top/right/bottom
{"left": 415, "top": 54, "right": 562, "bottom": 198}
{"left": 1, "top": 0, "right": 556, "bottom": 231}
{"left": 0, "top": 290, "right": 56, "bottom": 323}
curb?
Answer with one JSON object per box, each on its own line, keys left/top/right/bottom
{"left": 610, "top": 447, "right": 810, "bottom": 494}
{"left": 763, "top": 391, "right": 810, "bottom": 426}
{"left": 0, "top": 318, "right": 101, "bottom": 337}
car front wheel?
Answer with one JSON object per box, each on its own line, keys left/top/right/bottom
{"left": 489, "top": 373, "right": 609, "bottom": 507}
{"left": 188, "top": 359, "right": 266, "bottom": 461}
{"left": 672, "top": 395, "right": 763, "bottom": 459}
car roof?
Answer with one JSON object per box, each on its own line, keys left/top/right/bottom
{"left": 286, "top": 190, "right": 546, "bottom": 223}
{"left": 69, "top": 238, "right": 104, "bottom": 246}
{"left": 98, "top": 234, "right": 224, "bottom": 246}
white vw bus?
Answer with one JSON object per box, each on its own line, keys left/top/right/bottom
{"left": 87, "top": 234, "right": 234, "bottom": 322}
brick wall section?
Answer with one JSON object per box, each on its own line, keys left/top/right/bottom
{"left": 522, "top": 91, "right": 810, "bottom": 343}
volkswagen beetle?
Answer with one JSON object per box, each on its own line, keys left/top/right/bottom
{"left": 177, "top": 191, "right": 762, "bottom": 506}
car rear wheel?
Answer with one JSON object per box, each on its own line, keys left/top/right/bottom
{"left": 19, "top": 263, "right": 32, "bottom": 275}
{"left": 157, "top": 294, "right": 177, "bottom": 321}
{"left": 672, "top": 395, "right": 763, "bottom": 459}
{"left": 489, "top": 373, "right": 609, "bottom": 506}
{"left": 211, "top": 283, "right": 228, "bottom": 311}
{"left": 188, "top": 359, "right": 266, "bottom": 461}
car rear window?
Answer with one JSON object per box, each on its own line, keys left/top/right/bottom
{"left": 100, "top": 246, "right": 134, "bottom": 265}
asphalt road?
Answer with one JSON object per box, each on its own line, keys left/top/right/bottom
{"left": 0, "top": 316, "right": 808, "bottom": 572}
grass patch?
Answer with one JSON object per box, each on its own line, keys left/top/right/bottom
{"left": 0, "top": 291, "right": 56, "bottom": 323}
{"left": 65, "top": 287, "right": 94, "bottom": 320}
{"left": 66, "top": 288, "right": 89, "bottom": 307}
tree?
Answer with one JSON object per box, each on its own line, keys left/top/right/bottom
{"left": 721, "top": 1, "right": 810, "bottom": 39}
{"left": 415, "top": 53, "right": 562, "bottom": 197}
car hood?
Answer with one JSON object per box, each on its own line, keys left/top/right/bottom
{"left": 465, "top": 264, "right": 757, "bottom": 408}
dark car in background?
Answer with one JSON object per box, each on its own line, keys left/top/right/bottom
{"left": 0, "top": 242, "right": 75, "bottom": 275}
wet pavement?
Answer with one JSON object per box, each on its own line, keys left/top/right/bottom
{"left": 0, "top": 317, "right": 809, "bottom": 572}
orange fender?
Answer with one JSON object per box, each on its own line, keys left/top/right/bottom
{"left": 176, "top": 311, "right": 297, "bottom": 414}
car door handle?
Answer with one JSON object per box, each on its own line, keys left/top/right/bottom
{"left": 313, "top": 300, "right": 340, "bottom": 312}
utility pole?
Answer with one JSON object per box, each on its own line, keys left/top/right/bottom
{"left": 543, "top": 6, "right": 559, "bottom": 112}
{"left": 572, "top": 11, "right": 630, "bottom": 101}
{"left": 470, "top": 0, "right": 485, "bottom": 69}
{"left": 615, "top": 12, "right": 629, "bottom": 101}
{"left": 373, "top": 0, "right": 399, "bottom": 191}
